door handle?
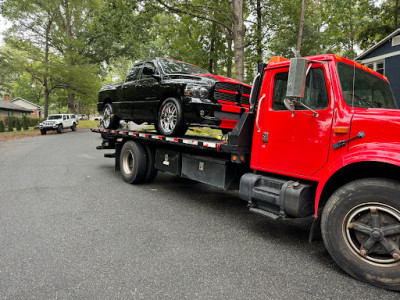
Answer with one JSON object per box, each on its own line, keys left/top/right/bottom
{"left": 256, "top": 94, "right": 265, "bottom": 133}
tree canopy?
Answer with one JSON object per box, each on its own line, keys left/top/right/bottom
{"left": 0, "top": 0, "right": 397, "bottom": 115}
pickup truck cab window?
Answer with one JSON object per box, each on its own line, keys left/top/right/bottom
{"left": 126, "top": 64, "right": 142, "bottom": 82}
{"left": 272, "top": 68, "right": 329, "bottom": 111}
{"left": 337, "top": 62, "right": 397, "bottom": 109}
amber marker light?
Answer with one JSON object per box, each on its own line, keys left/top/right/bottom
{"left": 333, "top": 127, "right": 349, "bottom": 134}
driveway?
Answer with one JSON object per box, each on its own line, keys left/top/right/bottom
{"left": 0, "top": 130, "right": 398, "bottom": 299}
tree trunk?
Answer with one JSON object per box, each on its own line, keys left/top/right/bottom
{"left": 209, "top": 22, "right": 217, "bottom": 73}
{"left": 227, "top": 36, "right": 233, "bottom": 78}
{"left": 231, "top": 0, "right": 245, "bottom": 81}
{"left": 43, "top": 18, "right": 52, "bottom": 118}
{"left": 256, "top": 0, "right": 262, "bottom": 65}
{"left": 296, "top": 0, "right": 306, "bottom": 55}
{"left": 68, "top": 93, "right": 75, "bottom": 113}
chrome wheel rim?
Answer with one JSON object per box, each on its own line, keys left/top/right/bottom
{"left": 103, "top": 105, "right": 112, "bottom": 128}
{"left": 122, "top": 150, "right": 134, "bottom": 175}
{"left": 343, "top": 202, "right": 400, "bottom": 265}
{"left": 160, "top": 102, "right": 177, "bottom": 134}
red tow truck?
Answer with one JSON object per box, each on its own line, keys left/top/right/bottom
{"left": 93, "top": 54, "right": 400, "bottom": 291}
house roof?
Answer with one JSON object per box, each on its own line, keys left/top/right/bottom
{"left": 355, "top": 28, "right": 400, "bottom": 60}
{"left": 11, "top": 97, "right": 43, "bottom": 109}
{"left": 0, "top": 100, "right": 33, "bottom": 113}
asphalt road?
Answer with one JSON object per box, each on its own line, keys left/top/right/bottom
{"left": 0, "top": 130, "right": 398, "bottom": 299}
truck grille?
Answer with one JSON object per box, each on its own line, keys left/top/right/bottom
{"left": 213, "top": 82, "right": 251, "bottom": 106}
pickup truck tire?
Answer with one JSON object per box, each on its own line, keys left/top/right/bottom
{"left": 40, "top": 129, "right": 46, "bottom": 135}
{"left": 321, "top": 178, "right": 400, "bottom": 291}
{"left": 57, "top": 124, "right": 63, "bottom": 134}
{"left": 103, "top": 103, "right": 120, "bottom": 130}
{"left": 144, "top": 145, "right": 158, "bottom": 183}
{"left": 71, "top": 123, "right": 77, "bottom": 131}
{"left": 157, "top": 98, "right": 187, "bottom": 136}
{"left": 120, "top": 141, "right": 147, "bottom": 184}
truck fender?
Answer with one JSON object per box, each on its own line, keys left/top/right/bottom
{"left": 314, "top": 143, "right": 400, "bottom": 217}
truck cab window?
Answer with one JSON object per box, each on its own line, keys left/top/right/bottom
{"left": 337, "top": 62, "right": 397, "bottom": 109}
{"left": 273, "top": 68, "right": 329, "bottom": 111}
{"left": 126, "top": 65, "right": 142, "bottom": 82}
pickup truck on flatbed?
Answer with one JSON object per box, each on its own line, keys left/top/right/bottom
{"left": 93, "top": 54, "right": 400, "bottom": 291}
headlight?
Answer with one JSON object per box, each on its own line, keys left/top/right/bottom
{"left": 184, "top": 84, "right": 210, "bottom": 99}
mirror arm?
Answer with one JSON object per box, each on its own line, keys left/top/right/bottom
{"left": 297, "top": 100, "right": 319, "bottom": 117}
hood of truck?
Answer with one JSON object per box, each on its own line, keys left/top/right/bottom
{"left": 349, "top": 108, "right": 400, "bottom": 155}
{"left": 163, "top": 73, "right": 251, "bottom": 87}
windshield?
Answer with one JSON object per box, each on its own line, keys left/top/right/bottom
{"left": 158, "top": 58, "right": 210, "bottom": 75}
{"left": 48, "top": 115, "right": 62, "bottom": 120}
{"left": 337, "top": 62, "right": 397, "bottom": 109}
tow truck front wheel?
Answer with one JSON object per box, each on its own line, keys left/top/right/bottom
{"left": 120, "top": 141, "right": 147, "bottom": 184}
{"left": 321, "top": 178, "right": 400, "bottom": 291}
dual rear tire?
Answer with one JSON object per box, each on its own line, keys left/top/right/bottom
{"left": 120, "top": 141, "right": 158, "bottom": 184}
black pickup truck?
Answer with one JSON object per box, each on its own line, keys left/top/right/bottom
{"left": 97, "top": 58, "right": 252, "bottom": 136}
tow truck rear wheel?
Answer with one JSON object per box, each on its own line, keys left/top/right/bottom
{"left": 321, "top": 178, "right": 400, "bottom": 291}
{"left": 143, "top": 144, "right": 158, "bottom": 183}
{"left": 120, "top": 141, "right": 147, "bottom": 184}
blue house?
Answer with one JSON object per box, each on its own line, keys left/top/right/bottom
{"left": 356, "top": 28, "right": 400, "bottom": 106}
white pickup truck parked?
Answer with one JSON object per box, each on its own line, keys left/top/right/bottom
{"left": 39, "top": 114, "right": 78, "bottom": 135}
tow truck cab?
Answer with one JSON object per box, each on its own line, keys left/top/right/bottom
{"left": 243, "top": 54, "right": 400, "bottom": 218}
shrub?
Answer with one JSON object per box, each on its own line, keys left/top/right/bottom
{"left": 0, "top": 120, "right": 4, "bottom": 132}
{"left": 15, "top": 118, "right": 22, "bottom": 131}
{"left": 22, "top": 116, "right": 29, "bottom": 130}
{"left": 7, "top": 118, "right": 13, "bottom": 132}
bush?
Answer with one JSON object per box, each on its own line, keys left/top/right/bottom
{"left": 22, "top": 116, "right": 29, "bottom": 130}
{"left": 0, "top": 120, "right": 4, "bottom": 132}
{"left": 15, "top": 118, "right": 22, "bottom": 131}
{"left": 7, "top": 118, "right": 13, "bottom": 132}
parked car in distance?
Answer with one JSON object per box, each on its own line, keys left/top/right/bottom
{"left": 39, "top": 114, "right": 78, "bottom": 135}
{"left": 76, "top": 114, "right": 88, "bottom": 120}
{"left": 97, "top": 58, "right": 252, "bottom": 136}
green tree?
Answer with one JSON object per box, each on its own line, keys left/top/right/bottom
{"left": 0, "top": 120, "right": 5, "bottom": 132}
{"left": 6, "top": 117, "right": 13, "bottom": 132}
{"left": 15, "top": 118, "right": 21, "bottom": 131}
{"left": 22, "top": 115, "right": 29, "bottom": 130}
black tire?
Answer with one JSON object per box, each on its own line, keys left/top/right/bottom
{"left": 156, "top": 98, "right": 187, "bottom": 136}
{"left": 40, "top": 129, "right": 47, "bottom": 135}
{"left": 71, "top": 123, "right": 77, "bottom": 131}
{"left": 321, "top": 178, "right": 400, "bottom": 291}
{"left": 143, "top": 144, "right": 158, "bottom": 183}
{"left": 119, "top": 141, "right": 147, "bottom": 184}
{"left": 102, "top": 103, "right": 120, "bottom": 130}
{"left": 57, "top": 124, "right": 63, "bottom": 134}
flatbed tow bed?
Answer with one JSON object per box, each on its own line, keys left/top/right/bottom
{"left": 92, "top": 113, "right": 254, "bottom": 190}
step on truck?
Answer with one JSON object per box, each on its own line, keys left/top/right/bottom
{"left": 93, "top": 54, "right": 400, "bottom": 291}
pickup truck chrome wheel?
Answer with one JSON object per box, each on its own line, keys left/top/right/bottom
{"left": 322, "top": 178, "right": 400, "bottom": 291}
{"left": 157, "top": 98, "right": 187, "bottom": 136}
{"left": 102, "top": 103, "right": 120, "bottom": 129}
{"left": 160, "top": 102, "right": 177, "bottom": 134}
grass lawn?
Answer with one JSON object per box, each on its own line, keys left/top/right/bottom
{"left": 0, "top": 127, "right": 41, "bottom": 141}
{"left": 77, "top": 120, "right": 99, "bottom": 128}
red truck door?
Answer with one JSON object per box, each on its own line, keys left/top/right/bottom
{"left": 251, "top": 63, "right": 334, "bottom": 177}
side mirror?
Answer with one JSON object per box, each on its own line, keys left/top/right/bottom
{"left": 286, "top": 58, "right": 308, "bottom": 98}
{"left": 142, "top": 66, "right": 155, "bottom": 76}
